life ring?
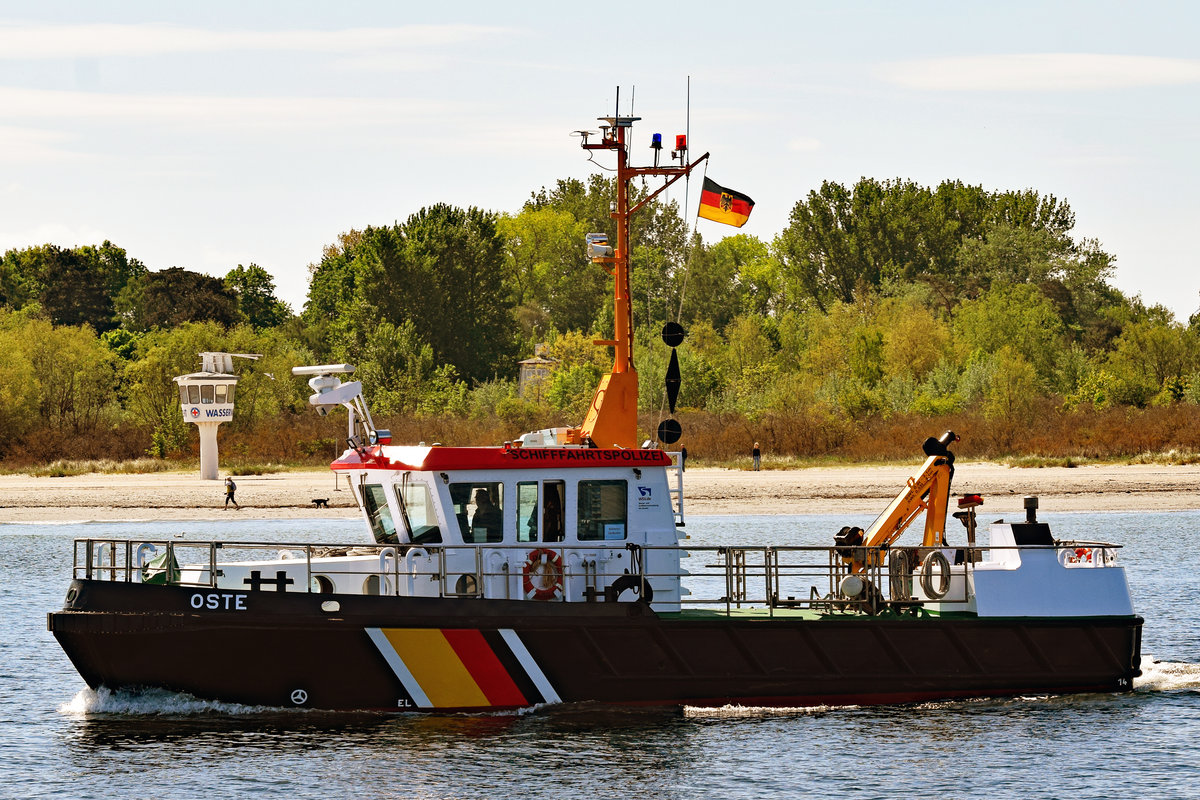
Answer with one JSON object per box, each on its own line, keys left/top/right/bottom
{"left": 522, "top": 548, "right": 564, "bottom": 601}
{"left": 888, "top": 549, "right": 911, "bottom": 602}
{"left": 608, "top": 573, "right": 654, "bottom": 603}
{"left": 1062, "top": 547, "right": 1093, "bottom": 565}
{"left": 919, "top": 551, "right": 951, "bottom": 600}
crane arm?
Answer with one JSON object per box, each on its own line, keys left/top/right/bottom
{"left": 845, "top": 432, "right": 958, "bottom": 573}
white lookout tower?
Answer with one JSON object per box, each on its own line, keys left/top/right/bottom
{"left": 174, "top": 352, "right": 261, "bottom": 480}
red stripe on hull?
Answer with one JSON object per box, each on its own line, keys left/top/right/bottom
{"left": 442, "top": 628, "right": 528, "bottom": 707}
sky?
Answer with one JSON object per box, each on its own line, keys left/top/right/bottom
{"left": 1, "top": 1, "right": 1198, "bottom": 321}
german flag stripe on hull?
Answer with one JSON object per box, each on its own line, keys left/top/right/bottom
{"left": 698, "top": 177, "right": 754, "bottom": 227}
{"left": 366, "top": 627, "right": 559, "bottom": 709}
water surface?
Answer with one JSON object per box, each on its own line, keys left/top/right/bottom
{"left": 4, "top": 512, "right": 1197, "bottom": 799}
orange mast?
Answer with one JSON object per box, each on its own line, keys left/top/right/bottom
{"left": 566, "top": 114, "right": 707, "bottom": 449}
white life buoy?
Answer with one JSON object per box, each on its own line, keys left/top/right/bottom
{"left": 522, "top": 548, "right": 564, "bottom": 601}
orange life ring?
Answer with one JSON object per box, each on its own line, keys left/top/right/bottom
{"left": 522, "top": 548, "right": 564, "bottom": 601}
{"left": 1070, "top": 547, "right": 1093, "bottom": 563}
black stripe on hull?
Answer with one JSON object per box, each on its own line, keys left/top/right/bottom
{"left": 479, "top": 629, "right": 548, "bottom": 705}
{"left": 49, "top": 580, "right": 1142, "bottom": 711}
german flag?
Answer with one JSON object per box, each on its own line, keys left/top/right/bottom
{"left": 697, "top": 177, "right": 754, "bottom": 227}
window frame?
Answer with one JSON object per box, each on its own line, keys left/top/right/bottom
{"left": 576, "top": 479, "right": 628, "bottom": 541}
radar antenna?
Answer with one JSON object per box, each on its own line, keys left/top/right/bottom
{"left": 292, "top": 364, "right": 390, "bottom": 451}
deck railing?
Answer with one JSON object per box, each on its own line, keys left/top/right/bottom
{"left": 70, "top": 538, "right": 1122, "bottom": 616}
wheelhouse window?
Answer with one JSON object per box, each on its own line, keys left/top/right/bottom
{"left": 362, "top": 483, "right": 398, "bottom": 545}
{"left": 450, "top": 482, "right": 504, "bottom": 543}
{"left": 543, "top": 481, "right": 564, "bottom": 542}
{"left": 200, "top": 384, "right": 214, "bottom": 404}
{"left": 517, "top": 482, "right": 538, "bottom": 543}
{"left": 214, "top": 384, "right": 228, "bottom": 403}
{"left": 577, "top": 480, "right": 627, "bottom": 541}
{"left": 517, "top": 481, "right": 564, "bottom": 543}
{"left": 187, "top": 385, "right": 200, "bottom": 404}
{"left": 400, "top": 480, "right": 441, "bottom": 544}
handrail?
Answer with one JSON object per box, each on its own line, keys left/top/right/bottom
{"left": 665, "top": 450, "right": 685, "bottom": 526}
{"left": 65, "top": 537, "right": 1125, "bottom": 616}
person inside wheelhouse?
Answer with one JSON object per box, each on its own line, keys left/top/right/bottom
{"left": 519, "top": 481, "right": 565, "bottom": 544}
{"left": 470, "top": 488, "right": 502, "bottom": 542}
{"left": 451, "top": 482, "right": 504, "bottom": 543}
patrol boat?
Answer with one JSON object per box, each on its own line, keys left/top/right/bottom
{"left": 49, "top": 111, "right": 1142, "bottom": 711}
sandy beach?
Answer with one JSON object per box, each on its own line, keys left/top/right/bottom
{"left": 2, "top": 461, "right": 1198, "bottom": 523}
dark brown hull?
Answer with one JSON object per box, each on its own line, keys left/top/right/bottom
{"left": 49, "top": 580, "right": 1143, "bottom": 711}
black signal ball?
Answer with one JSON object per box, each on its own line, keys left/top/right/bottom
{"left": 665, "top": 349, "right": 681, "bottom": 413}
{"left": 657, "top": 418, "right": 682, "bottom": 445}
{"left": 661, "top": 321, "right": 686, "bottom": 348}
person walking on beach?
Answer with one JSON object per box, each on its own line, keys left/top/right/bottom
{"left": 752, "top": 442, "right": 761, "bottom": 471}
{"left": 224, "top": 477, "right": 239, "bottom": 509}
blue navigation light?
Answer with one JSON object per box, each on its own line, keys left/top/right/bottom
{"left": 651, "top": 133, "right": 663, "bottom": 150}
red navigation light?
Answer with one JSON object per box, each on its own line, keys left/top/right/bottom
{"left": 958, "top": 494, "right": 984, "bottom": 508}
{"left": 675, "top": 134, "right": 687, "bottom": 151}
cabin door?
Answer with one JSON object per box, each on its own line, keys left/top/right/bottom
{"left": 514, "top": 480, "right": 565, "bottom": 600}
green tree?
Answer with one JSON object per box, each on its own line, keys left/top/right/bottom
{"left": 498, "top": 207, "right": 597, "bottom": 336}
{"left": 355, "top": 319, "right": 458, "bottom": 415}
{"left": 677, "top": 234, "right": 783, "bottom": 330}
{"left": 23, "top": 319, "right": 118, "bottom": 432}
{"left": 527, "top": 174, "right": 692, "bottom": 336}
{"left": 124, "top": 322, "right": 229, "bottom": 454}
{"left": 122, "top": 268, "right": 240, "bottom": 330}
{"left": 225, "top": 264, "right": 291, "bottom": 329}
{"left": 0, "top": 309, "right": 41, "bottom": 445}
{"left": 980, "top": 347, "right": 1038, "bottom": 449}
{"left": 1105, "top": 319, "right": 1200, "bottom": 405}
{"left": 952, "top": 283, "right": 1066, "bottom": 386}
{"left": 776, "top": 178, "right": 1079, "bottom": 312}
{"left": 0, "top": 241, "right": 145, "bottom": 331}
{"left": 307, "top": 206, "right": 517, "bottom": 385}
{"left": 776, "top": 178, "right": 937, "bottom": 310}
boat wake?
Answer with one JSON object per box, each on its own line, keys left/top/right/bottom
{"left": 1134, "top": 658, "right": 1200, "bottom": 693}
{"left": 683, "top": 703, "right": 857, "bottom": 718}
{"left": 58, "top": 686, "right": 296, "bottom": 716}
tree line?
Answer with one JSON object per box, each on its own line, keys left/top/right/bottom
{"left": 3, "top": 174, "right": 1200, "bottom": 465}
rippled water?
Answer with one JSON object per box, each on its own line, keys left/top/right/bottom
{"left": 4, "top": 512, "right": 1199, "bottom": 799}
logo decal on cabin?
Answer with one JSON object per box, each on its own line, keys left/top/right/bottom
{"left": 190, "top": 407, "right": 199, "bottom": 418}
{"left": 638, "top": 486, "right": 652, "bottom": 498}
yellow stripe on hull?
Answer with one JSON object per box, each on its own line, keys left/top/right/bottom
{"left": 380, "top": 628, "right": 490, "bottom": 708}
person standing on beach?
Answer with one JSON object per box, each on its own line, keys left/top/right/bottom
{"left": 752, "top": 442, "right": 761, "bottom": 471}
{"left": 224, "top": 477, "right": 239, "bottom": 509}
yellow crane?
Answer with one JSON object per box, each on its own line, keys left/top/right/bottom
{"left": 836, "top": 431, "right": 959, "bottom": 574}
